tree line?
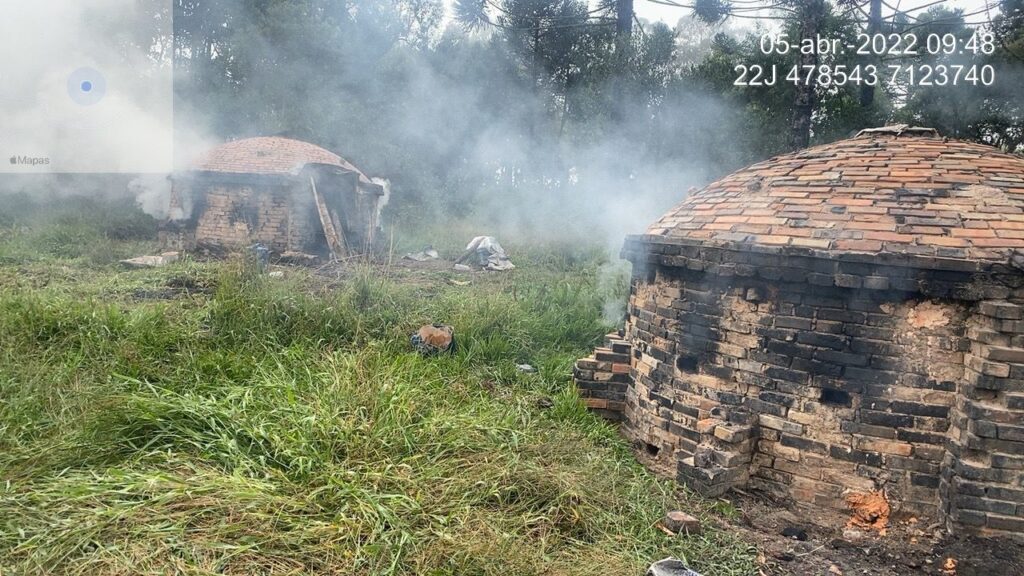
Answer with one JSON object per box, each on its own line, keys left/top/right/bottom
{"left": 162, "top": 0, "right": 1024, "bottom": 227}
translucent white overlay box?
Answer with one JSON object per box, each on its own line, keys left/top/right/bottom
{"left": 0, "top": 0, "right": 173, "bottom": 173}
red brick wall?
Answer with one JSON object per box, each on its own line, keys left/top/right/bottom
{"left": 193, "top": 184, "right": 318, "bottom": 253}
{"left": 944, "top": 301, "right": 1024, "bottom": 536}
{"left": 574, "top": 238, "right": 1024, "bottom": 539}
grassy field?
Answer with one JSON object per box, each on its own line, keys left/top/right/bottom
{"left": 0, "top": 196, "right": 757, "bottom": 575}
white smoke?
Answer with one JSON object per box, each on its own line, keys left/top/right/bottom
{"left": 371, "top": 177, "right": 392, "bottom": 227}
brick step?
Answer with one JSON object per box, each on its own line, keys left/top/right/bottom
{"left": 573, "top": 337, "right": 633, "bottom": 421}
{"left": 594, "top": 348, "right": 630, "bottom": 363}
{"left": 604, "top": 332, "right": 631, "bottom": 354}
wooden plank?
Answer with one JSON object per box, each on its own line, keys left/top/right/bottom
{"left": 310, "top": 176, "right": 348, "bottom": 259}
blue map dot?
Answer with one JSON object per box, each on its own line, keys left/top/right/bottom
{"left": 68, "top": 68, "right": 106, "bottom": 106}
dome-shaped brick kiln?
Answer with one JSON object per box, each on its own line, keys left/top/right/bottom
{"left": 574, "top": 126, "right": 1024, "bottom": 539}
{"left": 162, "top": 137, "right": 388, "bottom": 256}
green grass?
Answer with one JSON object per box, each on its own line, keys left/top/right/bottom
{"left": 0, "top": 197, "right": 757, "bottom": 575}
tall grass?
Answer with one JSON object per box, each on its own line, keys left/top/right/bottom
{"left": 0, "top": 193, "right": 157, "bottom": 265}
{"left": 0, "top": 208, "right": 757, "bottom": 575}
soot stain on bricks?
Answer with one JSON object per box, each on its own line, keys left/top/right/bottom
{"left": 573, "top": 127, "right": 1024, "bottom": 539}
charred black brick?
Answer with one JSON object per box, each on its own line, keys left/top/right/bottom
{"left": 860, "top": 410, "right": 914, "bottom": 428}
{"left": 834, "top": 274, "right": 863, "bottom": 288}
{"left": 949, "top": 508, "right": 987, "bottom": 527}
{"left": 862, "top": 385, "right": 891, "bottom": 399}
{"left": 589, "top": 389, "right": 626, "bottom": 401}
{"left": 707, "top": 389, "right": 743, "bottom": 405}
{"left": 670, "top": 423, "right": 701, "bottom": 443}
{"left": 671, "top": 300, "right": 696, "bottom": 312}
{"left": 991, "top": 454, "right": 1024, "bottom": 469}
{"left": 865, "top": 313, "right": 894, "bottom": 326}
{"left": 890, "top": 401, "right": 949, "bottom": 418}
{"left": 862, "top": 276, "right": 891, "bottom": 290}
{"left": 841, "top": 421, "right": 897, "bottom": 439}
{"left": 819, "top": 378, "right": 865, "bottom": 394}
{"left": 848, "top": 298, "right": 885, "bottom": 313}
{"left": 836, "top": 261, "right": 875, "bottom": 276}
{"left": 758, "top": 391, "right": 796, "bottom": 407}
{"left": 766, "top": 340, "right": 814, "bottom": 359}
{"left": 796, "top": 332, "right": 847, "bottom": 350}
{"left": 649, "top": 391, "right": 672, "bottom": 408}
{"left": 775, "top": 316, "right": 813, "bottom": 330}
{"left": 956, "top": 480, "right": 987, "bottom": 497}
{"left": 776, "top": 303, "right": 796, "bottom": 317}
{"left": 815, "top": 320, "right": 845, "bottom": 334}
{"left": 987, "top": 515, "right": 1024, "bottom": 533}
{"left": 595, "top": 350, "right": 631, "bottom": 363}
{"left": 762, "top": 327, "right": 799, "bottom": 342}
{"left": 683, "top": 288, "right": 717, "bottom": 305}
{"left": 804, "top": 294, "right": 845, "bottom": 308}
{"left": 736, "top": 370, "right": 774, "bottom": 388}
{"left": 889, "top": 277, "right": 920, "bottom": 291}
{"left": 779, "top": 290, "right": 803, "bottom": 303}
{"left": 676, "top": 334, "right": 706, "bottom": 353}
{"left": 921, "top": 379, "right": 957, "bottom": 392}
{"left": 850, "top": 340, "right": 899, "bottom": 357}
{"left": 845, "top": 324, "right": 896, "bottom": 341}
{"left": 685, "top": 312, "right": 717, "bottom": 327}
{"left": 766, "top": 366, "right": 809, "bottom": 384}
{"left": 988, "top": 487, "right": 1024, "bottom": 503}
{"left": 749, "top": 350, "right": 791, "bottom": 367}
{"left": 979, "top": 301, "right": 1023, "bottom": 319}
{"left": 780, "top": 434, "right": 828, "bottom": 455}
{"left": 609, "top": 341, "right": 631, "bottom": 354}
{"left": 606, "top": 373, "right": 633, "bottom": 384}
{"left": 900, "top": 373, "right": 928, "bottom": 388}
{"left": 896, "top": 429, "right": 946, "bottom": 444}
{"left": 792, "top": 357, "right": 844, "bottom": 377}
{"left": 744, "top": 397, "right": 788, "bottom": 417}
{"left": 818, "top": 309, "right": 867, "bottom": 324}
{"left": 808, "top": 273, "right": 834, "bottom": 286}
{"left": 957, "top": 462, "right": 1022, "bottom": 484}
{"left": 869, "top": 356, "right": 902, "bottom": 371}
{"left": 687, "top": 324, "right": 721, "bottom": 341}
{"left": 970, "top": 373, "right": 1024, "bottom": 391}
{"left": 887, "top": 455, "right": 939, "bottom": 473}
{"left": 753, "top": 467, "right": 794, "bottom": 486}
{"left": 703, "top": 364, "right": 734, "bottom": 381}
{"left": 844, "top": 367, "right": 897, "bottom": 385}
{"left": 672, "top": 402, "right": 700, "bottom": 418}
{"left": 830, "top": 446, "right": 883, "bottom": 467}
{"left": 814, "top": 349, "right": 869, "bottom": 367}
{"left": 911, "top": 473, "right": 941, "bottom": 488}
{"left": 955, "top": 495, "right": 1018, "bottom": 516}
{"left": 794, "top": 305, "right": 817, "bottom": 318}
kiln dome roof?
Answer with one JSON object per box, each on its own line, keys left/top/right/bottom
{"left": 645, "top": 127, "right": 1024, "bottom": 262}
{"left": 194, "top": 136, "right": 373, "bottom": 184}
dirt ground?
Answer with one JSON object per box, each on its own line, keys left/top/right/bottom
{"left": 715, "top": 490, "right": 1024, "bottom": 576}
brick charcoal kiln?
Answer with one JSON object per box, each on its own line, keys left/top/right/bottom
{"left": 161, "top": 136, "right": 387, "bottom": 256}
{"left": 575, "top": 126, "right": 1024, "bottom": 539}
